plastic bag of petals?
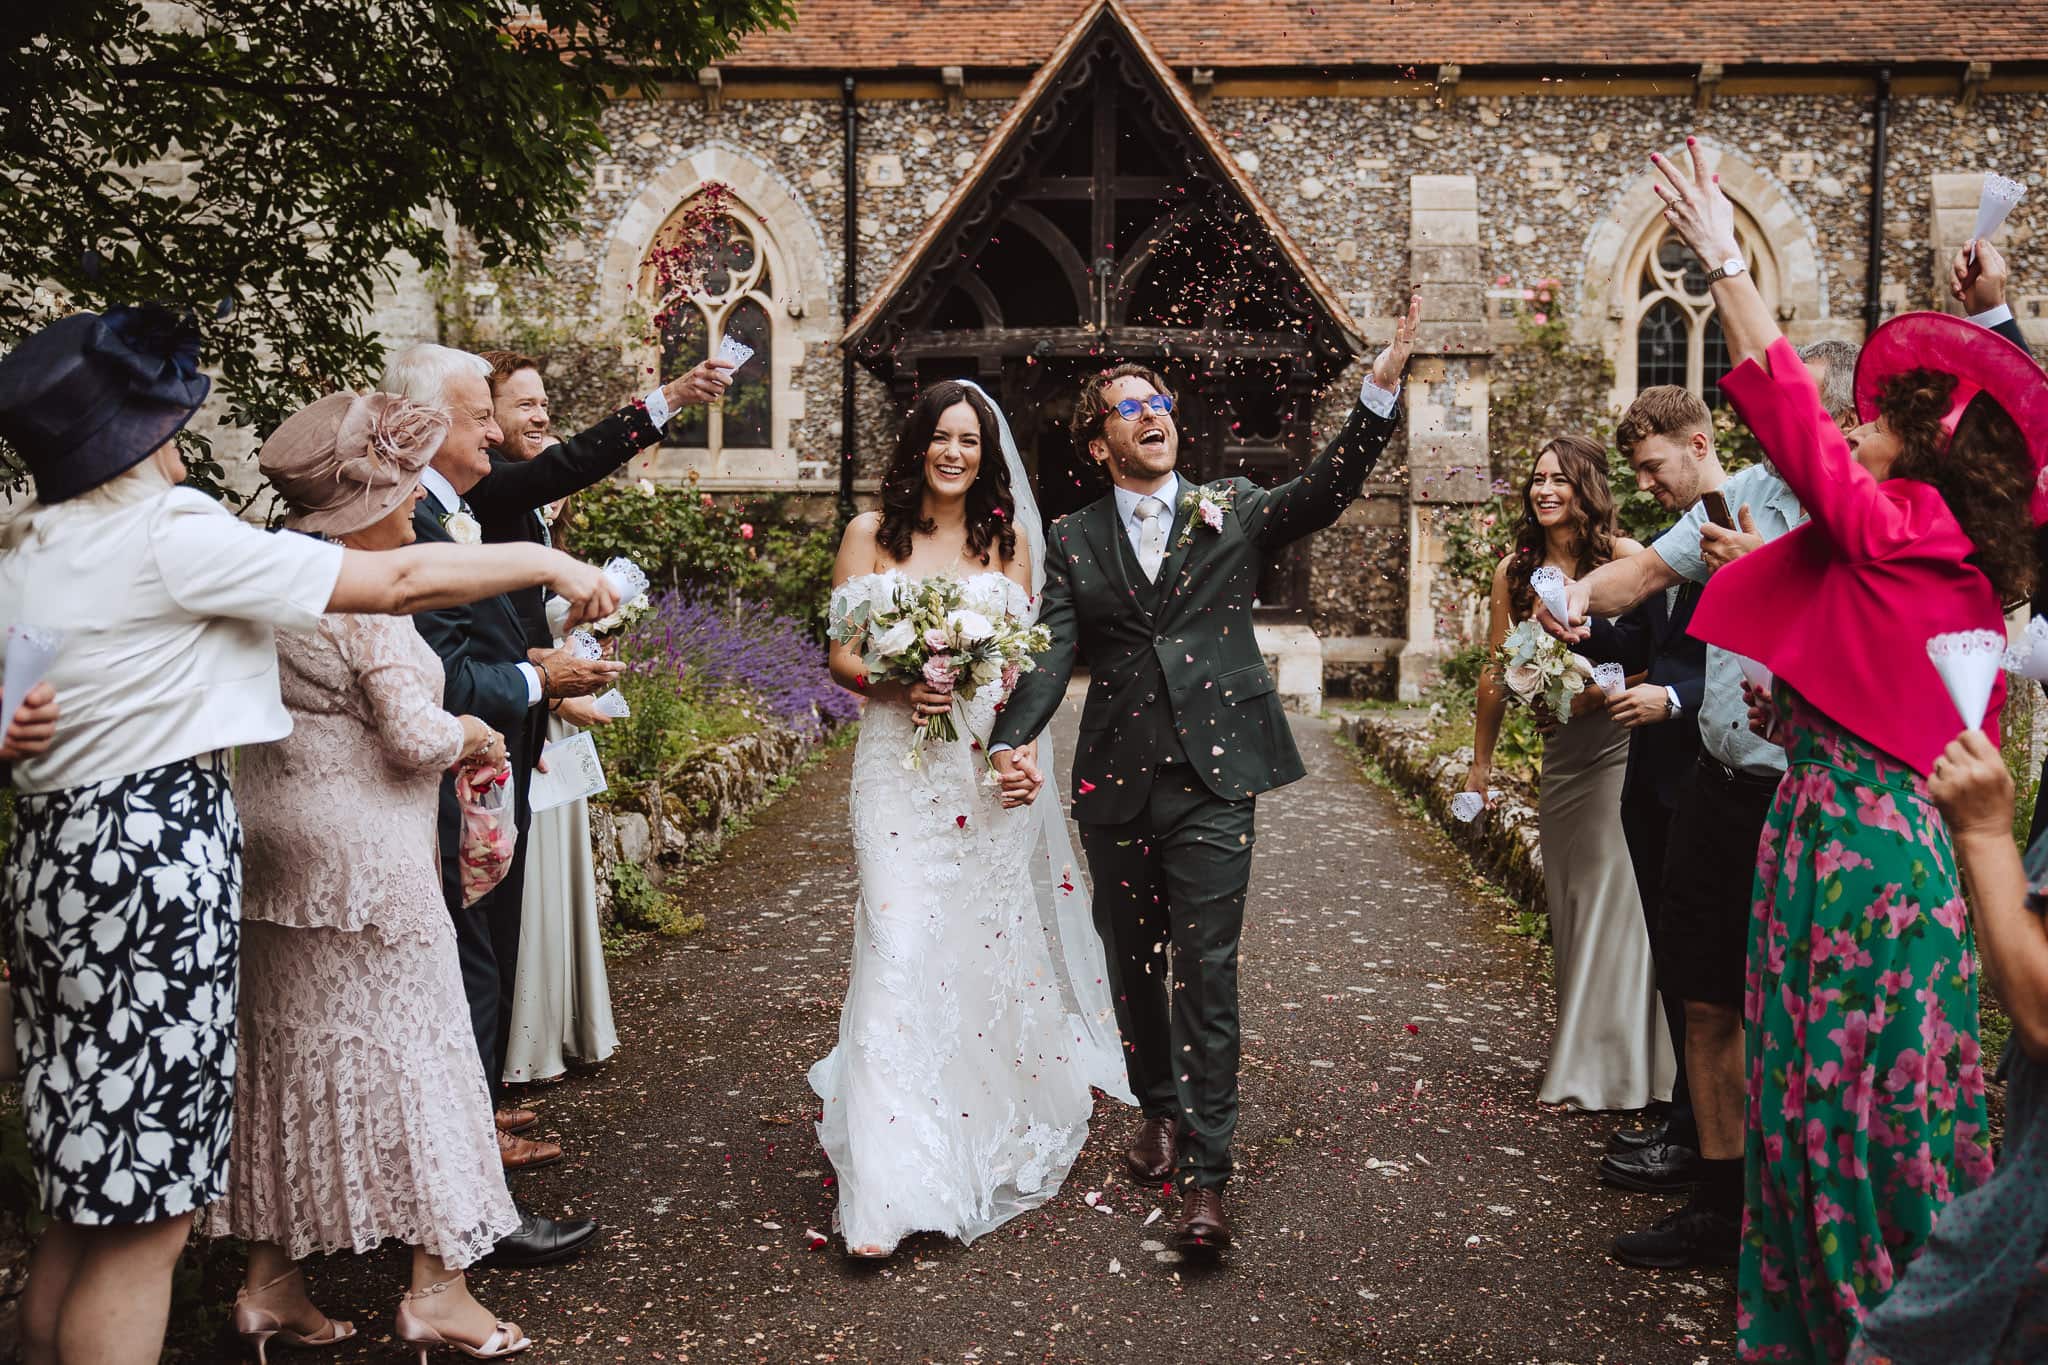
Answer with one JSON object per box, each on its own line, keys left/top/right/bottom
{"left": 455, "top": 763, "right": 516, "bottom": 907}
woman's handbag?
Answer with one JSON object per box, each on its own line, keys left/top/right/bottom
{"left": 454, "top": 762, "right": 516, "bottom": 907}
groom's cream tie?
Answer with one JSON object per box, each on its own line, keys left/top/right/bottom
{"left": 1134, "top": 496, "right": 1168, "bottom": 582}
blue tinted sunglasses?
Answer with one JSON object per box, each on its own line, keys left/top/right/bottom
{"left": 1113, "top": 395, "right": 1175, "bottom": 421}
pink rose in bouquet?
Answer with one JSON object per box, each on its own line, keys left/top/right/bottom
{"left": 923, "top": 626, "right": 952, "bottom": 652}
{"left": 922, "top": 655, "right": 957, "bottom": 690}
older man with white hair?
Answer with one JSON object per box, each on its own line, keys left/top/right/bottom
{"left": 382, "top": 341, "right": 623, "bottom": 1269}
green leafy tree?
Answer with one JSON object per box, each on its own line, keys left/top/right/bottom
{"left": 0, "top": 0, "right": 792, "bottom": 499}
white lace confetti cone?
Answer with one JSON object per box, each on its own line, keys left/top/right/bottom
{"left": 1529, "top": 566, "right": 1572, "bottom": 625}
{"left": 565, "top": 629, "right": 603, "bottom": 661}
{"left": 1736, "top": 655, "right": 1774, "bottom": 694}
{"left": 601, "top": 556, "right": 650, "bottom": 608}
{"left": 1973, "top": 174, "right": 2028, "bottom": 251}
{"left": 2004, "top": 616, "right": 2048, "bottom": 682}
{"left": 1450, "top": 791, "right": 1486, "bottom": 823}
{"left": 715, "top": 334, "right": 755, "bottom": 374}
{"left": 2, "top": 625, "right": 62, "bottom": 739}
{"left": 1593, "top": 662, "right": 1626, "bottom": 697}
{"left": 1927, "top": 629, "right": 2006, "bottom": 731}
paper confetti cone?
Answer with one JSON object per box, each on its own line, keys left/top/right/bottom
{"left": 1529, "top": 566, "right": 1572, "bottom": 625}
{"left": 602, "top": 556, "right": 650, "bottom": 607}
{"left": 2, "top": 625, "right": 62, "bottom": 741}
{"left": 715, "top": 334, "right": 755, "bottom": 374}
{"left": 1736, "top": 655, "right": 1774, "bottom": 694}
{"left": 1593, "top": 662, "right": 1626, "bottom": 697}
{"left": 1450, "top": 791, "right": 1486, "bottom": 823}
{"left": 1973, "top": 173, "right": 2028, "bottom": 254}
{"left": 1927, "top": 629, "right": 2007, "bottom": 731}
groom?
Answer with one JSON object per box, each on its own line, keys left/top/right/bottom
{"left": 991, "top": 296, "right": 1418, "bottom": 1254}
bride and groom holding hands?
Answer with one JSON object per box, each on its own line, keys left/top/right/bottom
{"left": 815, "top": 296, "right": 1419, "bottom": 1259}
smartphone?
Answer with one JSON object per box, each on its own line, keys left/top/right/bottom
{"left": 1700, "top": 490, "right": 1736, "bottom": 530}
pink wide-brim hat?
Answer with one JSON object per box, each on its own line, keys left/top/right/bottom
{"left": 1854, "top": 310, "right": 2048, "bottom": 525}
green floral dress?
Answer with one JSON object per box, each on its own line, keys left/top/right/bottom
{"left": 1739, "top": 685, "right": 1992, "bottom": 1362}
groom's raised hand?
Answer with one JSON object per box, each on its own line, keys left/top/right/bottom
{"left": 1369, "top": 293, "right": 1422, "bottom": 393}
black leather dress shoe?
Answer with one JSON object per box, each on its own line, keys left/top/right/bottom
{"left": 1610, "top": 1206, "right": 1740, "bottom": 1269}
{"left": 1605, "top": 1117, "right": 1669, "bottom": 1156}
{"left": 1599, "top": 1139, "right": 1701, "bottom": 1194}
{"left": 475, "top": 1211, "right": 600, "bottom": 1269}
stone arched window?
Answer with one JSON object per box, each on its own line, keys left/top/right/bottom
{"left": 1624, "top": 207, "right": 1777, "bottom": 410}
{"left": 650, "top": 201, "right": 780, "bottom": 454}
{"left": 597, "top": 144, "right": 838, "bottom": 489}
{"left": 1577, "top": 144, "right": 1828, "bottom": 411}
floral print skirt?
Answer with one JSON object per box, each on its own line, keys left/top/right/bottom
{"left": 2, "top": 757, "right": 242, "bottom": 1225}
{"left": 1740, "top": 690, "right": 1989, "bottom": 1362}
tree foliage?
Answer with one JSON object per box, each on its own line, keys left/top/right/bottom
{"left": 0, "top": 0, "right": 793, "bottom": 498}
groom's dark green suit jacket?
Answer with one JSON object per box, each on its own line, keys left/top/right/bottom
{"left": 991, "top": 400, "right": 1400, "bottom": 825}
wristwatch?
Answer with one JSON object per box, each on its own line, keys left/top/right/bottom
{"left": 1704, "top": 257, "right": 1747, "bottom": 284}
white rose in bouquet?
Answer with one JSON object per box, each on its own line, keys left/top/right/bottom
{"left": 868, "top": 617, "right": 920, "bottom": 659}
{"left": 948, "top": 609, "right": 996, "bottom": 644}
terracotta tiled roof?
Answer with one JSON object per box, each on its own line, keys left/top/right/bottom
{"left": 728, "top": 0, "right": 2043, "bottom": 70}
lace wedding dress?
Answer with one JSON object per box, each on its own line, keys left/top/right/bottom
{"left": 809, "top": 571, "right": 1130, "bottom": 1255}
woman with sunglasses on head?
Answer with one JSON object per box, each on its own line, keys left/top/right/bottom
{"left": 1574, "top": 139, "right": 2048, "bottom": 1362}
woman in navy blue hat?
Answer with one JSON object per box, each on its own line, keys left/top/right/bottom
{"left": 0, "top": 306, "right": 622, "bottom": 1365}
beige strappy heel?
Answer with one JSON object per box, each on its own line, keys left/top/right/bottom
{"left": 232, "top": 1267, "right": 356, "bottom": 1364}
{"left": 395, "top": 1277, "right": 532, "bottom": 1362}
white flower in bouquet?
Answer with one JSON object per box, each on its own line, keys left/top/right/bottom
{"left": 1496, "top": 618, "right": 1595, "bottom": 718}
{"left": 868, "top": 616, "right": 920, "bottom": 659}
{"left": 948, "top": 609, "right": 996, "bottom": 644}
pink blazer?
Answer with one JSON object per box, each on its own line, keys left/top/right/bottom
{"left": 1689, "top": 337, "right": 2006, "bottom": 775}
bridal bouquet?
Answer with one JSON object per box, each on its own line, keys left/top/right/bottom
{"left": 1496, "top": 618, "right": 1596, "bottom": 717}
{"left": 828, "top": 572, "right": 1050, "bottom": 770}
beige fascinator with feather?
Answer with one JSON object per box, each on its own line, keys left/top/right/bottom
{"left": 258, "top": 391, "right": 450, "bottom": 537}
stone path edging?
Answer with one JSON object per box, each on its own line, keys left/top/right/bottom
{"left": 1333, "top": 709, "right": 1548, "bottom": 915}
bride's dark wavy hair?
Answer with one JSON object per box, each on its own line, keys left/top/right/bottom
{"left": 876, "top": 380, "right": 1018, "bottom": 566}
{"left": 1505, "top": 435, "right": 1618, "bottom": 620}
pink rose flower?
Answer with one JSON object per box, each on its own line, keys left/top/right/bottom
{"left": 923, "top": 627, "right": 952, "bottom": 651}
{"left": 739, "top": 522, "right": 755, "bottom": 540}
{"left": 921, "top": 656, "right": 955, "bottom": 690}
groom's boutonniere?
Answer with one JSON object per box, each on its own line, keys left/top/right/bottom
{"left": 442, "top": 509, "right": 483, "bottom": 545}
{"left": 1175, "top": 482, "right": 1235, "bottom": 550}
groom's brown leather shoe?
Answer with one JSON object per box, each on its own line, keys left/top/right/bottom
{"left": 1126, "top": 1117, "right": 1178, "bottom": 1183}
{"left": 1174, "top": 1187, "right": 1231, "bottom": 1256}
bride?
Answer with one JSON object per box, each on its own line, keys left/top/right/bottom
{"left": 813, "top": 378, "right": 1132, "bottom": 1258}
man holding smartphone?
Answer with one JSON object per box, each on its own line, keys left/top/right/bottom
{"left": 1544, "top": 373, "right": 1814, "bottom": 1270}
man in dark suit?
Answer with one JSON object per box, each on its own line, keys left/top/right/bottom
{"left": 459, "top": 350, "right": 730, "bottom": 1154}
{"left": 988, "top": 296, "right": 1419, "bottom": 1256}
{"left": 384, "top": 342, "right": 627, "bottom": 1267}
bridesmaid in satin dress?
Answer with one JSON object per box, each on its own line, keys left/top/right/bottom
{"left": 1463, "top": 436, "right": 1675, "bottom": 1112}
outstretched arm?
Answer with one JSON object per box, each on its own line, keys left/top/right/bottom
{"left": 1544, "top": 548, "right": 1682, "bottom": 642}
{"left": 1238, "top": 295, "right": 1418, "bottom": 549}
{"left": 990, "top": 528, "right": 1079, "bottom": 751}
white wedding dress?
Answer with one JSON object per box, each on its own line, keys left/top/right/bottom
{"left": 809, "top": 570, "right": 1131, "bottom": 1255}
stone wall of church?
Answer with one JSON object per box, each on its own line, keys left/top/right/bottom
{"left": 396, "top": 82, "right": 2045, "bottom": 689}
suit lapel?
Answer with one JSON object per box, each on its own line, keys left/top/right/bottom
{"left": 1084, "top": 494, "right": 1153, "bottom": 622}
{"left": 1153, "top": 482, "right": 1203, "bottom": 609}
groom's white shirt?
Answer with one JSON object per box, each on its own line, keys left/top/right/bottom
{"left": 1113, "top": 471, "right": 1181, "bottom": 560}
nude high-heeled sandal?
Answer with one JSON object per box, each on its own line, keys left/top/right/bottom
{"left": 395, "top": 1277, "right": 532, "bottom": 1362}
{"left": 232, "top": 1267, "right": 356, "bottom": 1364}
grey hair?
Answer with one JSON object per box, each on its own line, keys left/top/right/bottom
{"left": 1798, "top": 339, "right": 1861, "bottom": 426}
{"left": 379, "top": 343, "right": 491, "bottom": 414}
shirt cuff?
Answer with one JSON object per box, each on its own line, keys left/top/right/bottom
{"left": 1358, "top": 374, "right": 1402, "bottom": 418}
{"left": 1968, "top": 302, "right": 2015, "bottom": 331}
{"left": 988, "top": 743, "right": 1014, "bottom": 754}
{"left": 1665, "top": 686, "right": 1683, "bottom": 717}
{"left": 642, "top": 386, "right": 673, "bottom": 430}
{"left": 519, "top": 663, "right": 544, "bottom": 706}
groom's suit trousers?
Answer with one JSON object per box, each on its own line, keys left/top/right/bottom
{"left": 1078, "top": 762, "right": 1256, "bottom": 1190}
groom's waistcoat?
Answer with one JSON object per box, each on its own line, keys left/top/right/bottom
{"left": 991, "top": 398, "right": 1398, "bottom": 825}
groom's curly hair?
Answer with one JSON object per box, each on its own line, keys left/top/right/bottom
{"left": 877, "top": 380, "right": 1018, "bottom": 567}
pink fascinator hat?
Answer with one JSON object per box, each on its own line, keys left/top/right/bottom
{"left": 259, "top": 391, "right": 450, "bottom": 536}
{"left": 1853, "top": 311, "right": 2048, "bottom": 525}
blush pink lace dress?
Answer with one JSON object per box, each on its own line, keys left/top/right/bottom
{"left": 205, "top": 613, "right": 518, "bottom": 1268}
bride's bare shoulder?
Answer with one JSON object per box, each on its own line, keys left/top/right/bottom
{"left": 835, "top": 511, "right": 891, "bottom": 580}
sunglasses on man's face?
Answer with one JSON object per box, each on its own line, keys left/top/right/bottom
{"left": 1112, "top": 395, "right": 1175, "bottom": 421}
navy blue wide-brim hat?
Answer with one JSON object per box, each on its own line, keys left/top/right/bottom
{"left": 0, "top": 305, "right": 212, "bottom": 503}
